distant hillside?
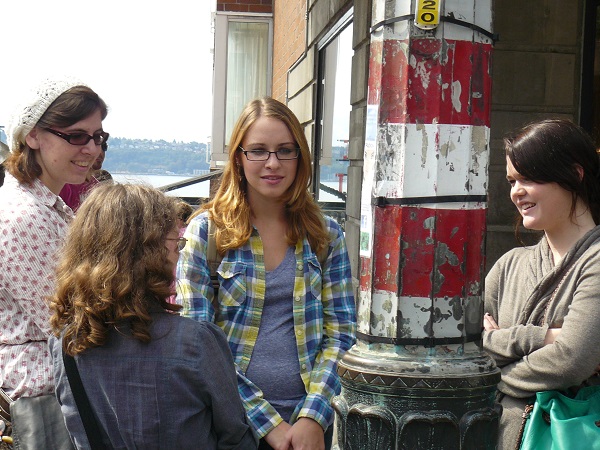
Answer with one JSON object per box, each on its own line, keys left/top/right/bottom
{"left": 102, "top": 137, "right": 349, "bottom": 180}
{"left": 103, "top": 137, "right": 210, "bottom": 175}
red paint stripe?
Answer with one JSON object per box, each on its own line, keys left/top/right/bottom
{"left": 367, "top": 206, "right": 486, "bottom": 297}
{"left": 367, "top": 39, "right": 492, "bottom": 126}
{"left": 371, "top": 205, "right": 403, "bottom": 292}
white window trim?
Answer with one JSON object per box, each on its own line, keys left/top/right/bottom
{"left": 211, "top": 12, "right": 273, "bottom": 167}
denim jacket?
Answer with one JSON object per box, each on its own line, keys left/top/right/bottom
{"left": 50, "top": 311, "right": 257, "bottom": 449}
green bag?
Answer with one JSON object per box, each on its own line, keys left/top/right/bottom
{"left": 519, "top": 385, "right": 600, "bottom": 450}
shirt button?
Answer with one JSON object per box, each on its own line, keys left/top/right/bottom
{"left": 301, "top": 364, "right": 307, "bottom": 370}
{"left": 297, "top": 329, "right": 303, "bottom": 336}
{"left": 295, "top": 297, "right": 301, "bottom": 302}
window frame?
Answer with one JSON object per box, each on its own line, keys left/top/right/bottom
{"left": 312, "top": 8, "right": 354, "bottom": 200}
{"left": 211, "top": 12, "right": 273, "bottom": 166}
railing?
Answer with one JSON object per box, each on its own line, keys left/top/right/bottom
{"left": 158, "top": 170, "right": 347, "bottom": 228}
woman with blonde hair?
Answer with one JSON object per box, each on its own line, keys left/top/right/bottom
{"left": 177, "top": 97, "right": 356, "bottom": 450}
{"left": 49, "top": 183, "right": 257, "bottom": 449}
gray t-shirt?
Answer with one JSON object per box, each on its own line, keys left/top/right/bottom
{"left": 245, "top": 246, "right": 305, "bottom": 421}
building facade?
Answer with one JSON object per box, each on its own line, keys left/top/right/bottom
{"left": 213, "top": 0, "right": 599, "bottom": 283}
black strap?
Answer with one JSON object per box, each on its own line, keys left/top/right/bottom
{"left": 62, "top": 351, "right": 107, "bottom": 450}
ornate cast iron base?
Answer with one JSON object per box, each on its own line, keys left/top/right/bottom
{"left": 333, "top": 346, "right": 502, "bottom": 450}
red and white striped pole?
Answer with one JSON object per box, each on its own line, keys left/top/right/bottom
{"left": 334, "top": 1, "right": 501, "bottom": 448}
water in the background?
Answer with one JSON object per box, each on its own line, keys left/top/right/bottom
{"left": 112, "top": 173, "right": 347, "bottom": 202}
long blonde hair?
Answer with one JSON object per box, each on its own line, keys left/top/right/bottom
{"left": 194, "top": 97, "right": 329, "bottom": 254}
{"left": 49, "top": 183, "right": 181, "bottom": 355}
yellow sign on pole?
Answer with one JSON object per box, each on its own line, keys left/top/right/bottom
{"left": 415, "top": 0, "right": 441, "bottom": 30}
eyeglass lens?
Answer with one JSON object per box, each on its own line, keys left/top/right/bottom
{"left": 242, "top": 147, "right": 299, "bottom": 161}
{"left": 72, "top": 133, "right": 108, "bottom": 145}
{"left": 44, "top": 128, "right": 109, "bottom": 146}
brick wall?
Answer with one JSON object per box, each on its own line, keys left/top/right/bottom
{"left": 217, "top": 0, "right": 272, "bottom": 13}
{"left": 272, "top": 0, "right": 307, "bottom": 102}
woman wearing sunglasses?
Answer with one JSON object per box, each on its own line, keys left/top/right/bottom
{"left": 0, "top": 77, "right": 108, "bottom": 449}
{"left": 48, "top": 184, "right": 257, "bottom": 449}
{"left": 177, "top": 97, "right": 356, "bottom": 450}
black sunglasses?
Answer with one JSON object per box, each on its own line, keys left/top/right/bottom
{"left": 43, "top": 128, "right": 109, "bottom": 146}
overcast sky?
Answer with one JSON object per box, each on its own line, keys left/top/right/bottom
{"left": 0, "top": 0, "right": 215, "bottom": 143}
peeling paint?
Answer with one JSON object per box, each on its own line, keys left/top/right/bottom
{"left": 439, "top": 139, "right": 456, "bottom": 158}
{"left": 370, "top": 311, "right": 385, "bottom": 329}
{"left": 359, "top": 30, "right": 491, "bottom": 355}
{"left": 415, "top": 123, "right": 429, "bottom": 168}
{"left": 448, "top": 296, "right": 463, "bottom": 320}
{"left": 450, "top": 227, "right": 459, "bottom": 239}
{"left": 382, "top": 298, "right": 393, "bottom": 314}
{"left": 423, "top": 216, "right": 435, "bottom": 230}
{"left": 435, "top": 243, "right": 460, "bottom": 267}
{"left": 451, "top": 80, "right": 462, "bottom": 113}
{"left": 415, "top": 60, "right": 432, "bottom": 90}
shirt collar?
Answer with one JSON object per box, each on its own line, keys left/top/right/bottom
{"left": 4, "top": 172, "right": 74, "bottom": 218}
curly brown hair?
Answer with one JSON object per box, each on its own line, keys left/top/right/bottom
{"left": 49, "top": 183, "right": 181, "bottom": 355}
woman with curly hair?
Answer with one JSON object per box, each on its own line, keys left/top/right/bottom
{"left": 49, "top": 183, "right": 257, "bottom": 450}
{"left": 177, "top": 97, "right": 356, "bottom": 450}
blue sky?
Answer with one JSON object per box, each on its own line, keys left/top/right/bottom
{"left": 0, "top": 0, "right": 215, "bottom": 143}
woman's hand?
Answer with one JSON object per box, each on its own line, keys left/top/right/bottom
{"left": 264, "top": 422, "right": 293, "bottom": 450}
{"left": 286, "top": 417, "right": 325, "bottom": 450}
{"left": 544, "top": 328, "right": 561, "bottom": 345}
{"left": 483, "top": 313, "right": 499, "bottom": 331}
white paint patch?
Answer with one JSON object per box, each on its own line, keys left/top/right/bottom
{"left": 370, "top": 290, "right": 399, "bottom": 337}
{"left": 374, "top": 123, "right": 490, "bottom": 199}
{"left": 438, "top": 0, "right": 493, "bottom": 44}
{"left": 451, "top": 80, "right": 462, "bottom": 113}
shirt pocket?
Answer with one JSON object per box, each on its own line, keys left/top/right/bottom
{"left": 306, "top": 258, "right": 323, "bottom": 305}
{"left": 217, "top": 261, "right": 247, "bottom": 307}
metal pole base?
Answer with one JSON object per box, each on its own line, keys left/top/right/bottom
{"left": 333, "top": 344, "right": 501, "bottom": 450}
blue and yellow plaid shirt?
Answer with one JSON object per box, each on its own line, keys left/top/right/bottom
{"left": 176, "top": 212, "right": 356, "bottom": 438}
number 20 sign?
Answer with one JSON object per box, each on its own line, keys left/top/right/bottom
{"left": 415, "top": 0, "right": 441, "bottom": 30}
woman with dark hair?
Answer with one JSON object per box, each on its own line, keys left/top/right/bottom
{"left": 177, "top": 97, "right": 356, "bottom": 450}
{"left": 483, "top": 119, "right": 600, "bottom": 449}
{"left": 0, "top": 77, "right": 108, "bottom": 449}
{"left": 49, "top": 183, "right": 257, "bottom": 450}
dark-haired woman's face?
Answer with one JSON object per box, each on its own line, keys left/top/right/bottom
{"left": 506, "top": 156, "right": 573, "bottom": 233}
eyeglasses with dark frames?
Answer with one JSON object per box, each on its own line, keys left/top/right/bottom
{"left": 43, "top": 128, "right": 110, "bottom": 146}
{"left": 239, "top": 146, "right": 300, "bottom": 161}
{"left": 166, "top": 237, "right": 187, "bottom": 251}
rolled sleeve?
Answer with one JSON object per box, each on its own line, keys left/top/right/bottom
{"left": 176, "top": 215, "right": 216, "bottom": 322}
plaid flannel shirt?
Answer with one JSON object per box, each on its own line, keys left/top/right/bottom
{"left": 176, "top": 212, "right": 356, "bottom": 438}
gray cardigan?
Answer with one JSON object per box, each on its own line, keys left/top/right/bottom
{"left": 483, "top": 226, "right": 600, "bottom": 448}
{"left": 484, "top": 226, "right": 600, "bottom": 396}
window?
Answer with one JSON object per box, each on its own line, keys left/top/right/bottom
{"left": 582, "top": 0, "right": 600, "bottom": 141}
{"left": 313, "top": 11, "right": 353, "bottom": 205}
{"left": 212, "top": 13, "right": 273, "bottom": 165}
